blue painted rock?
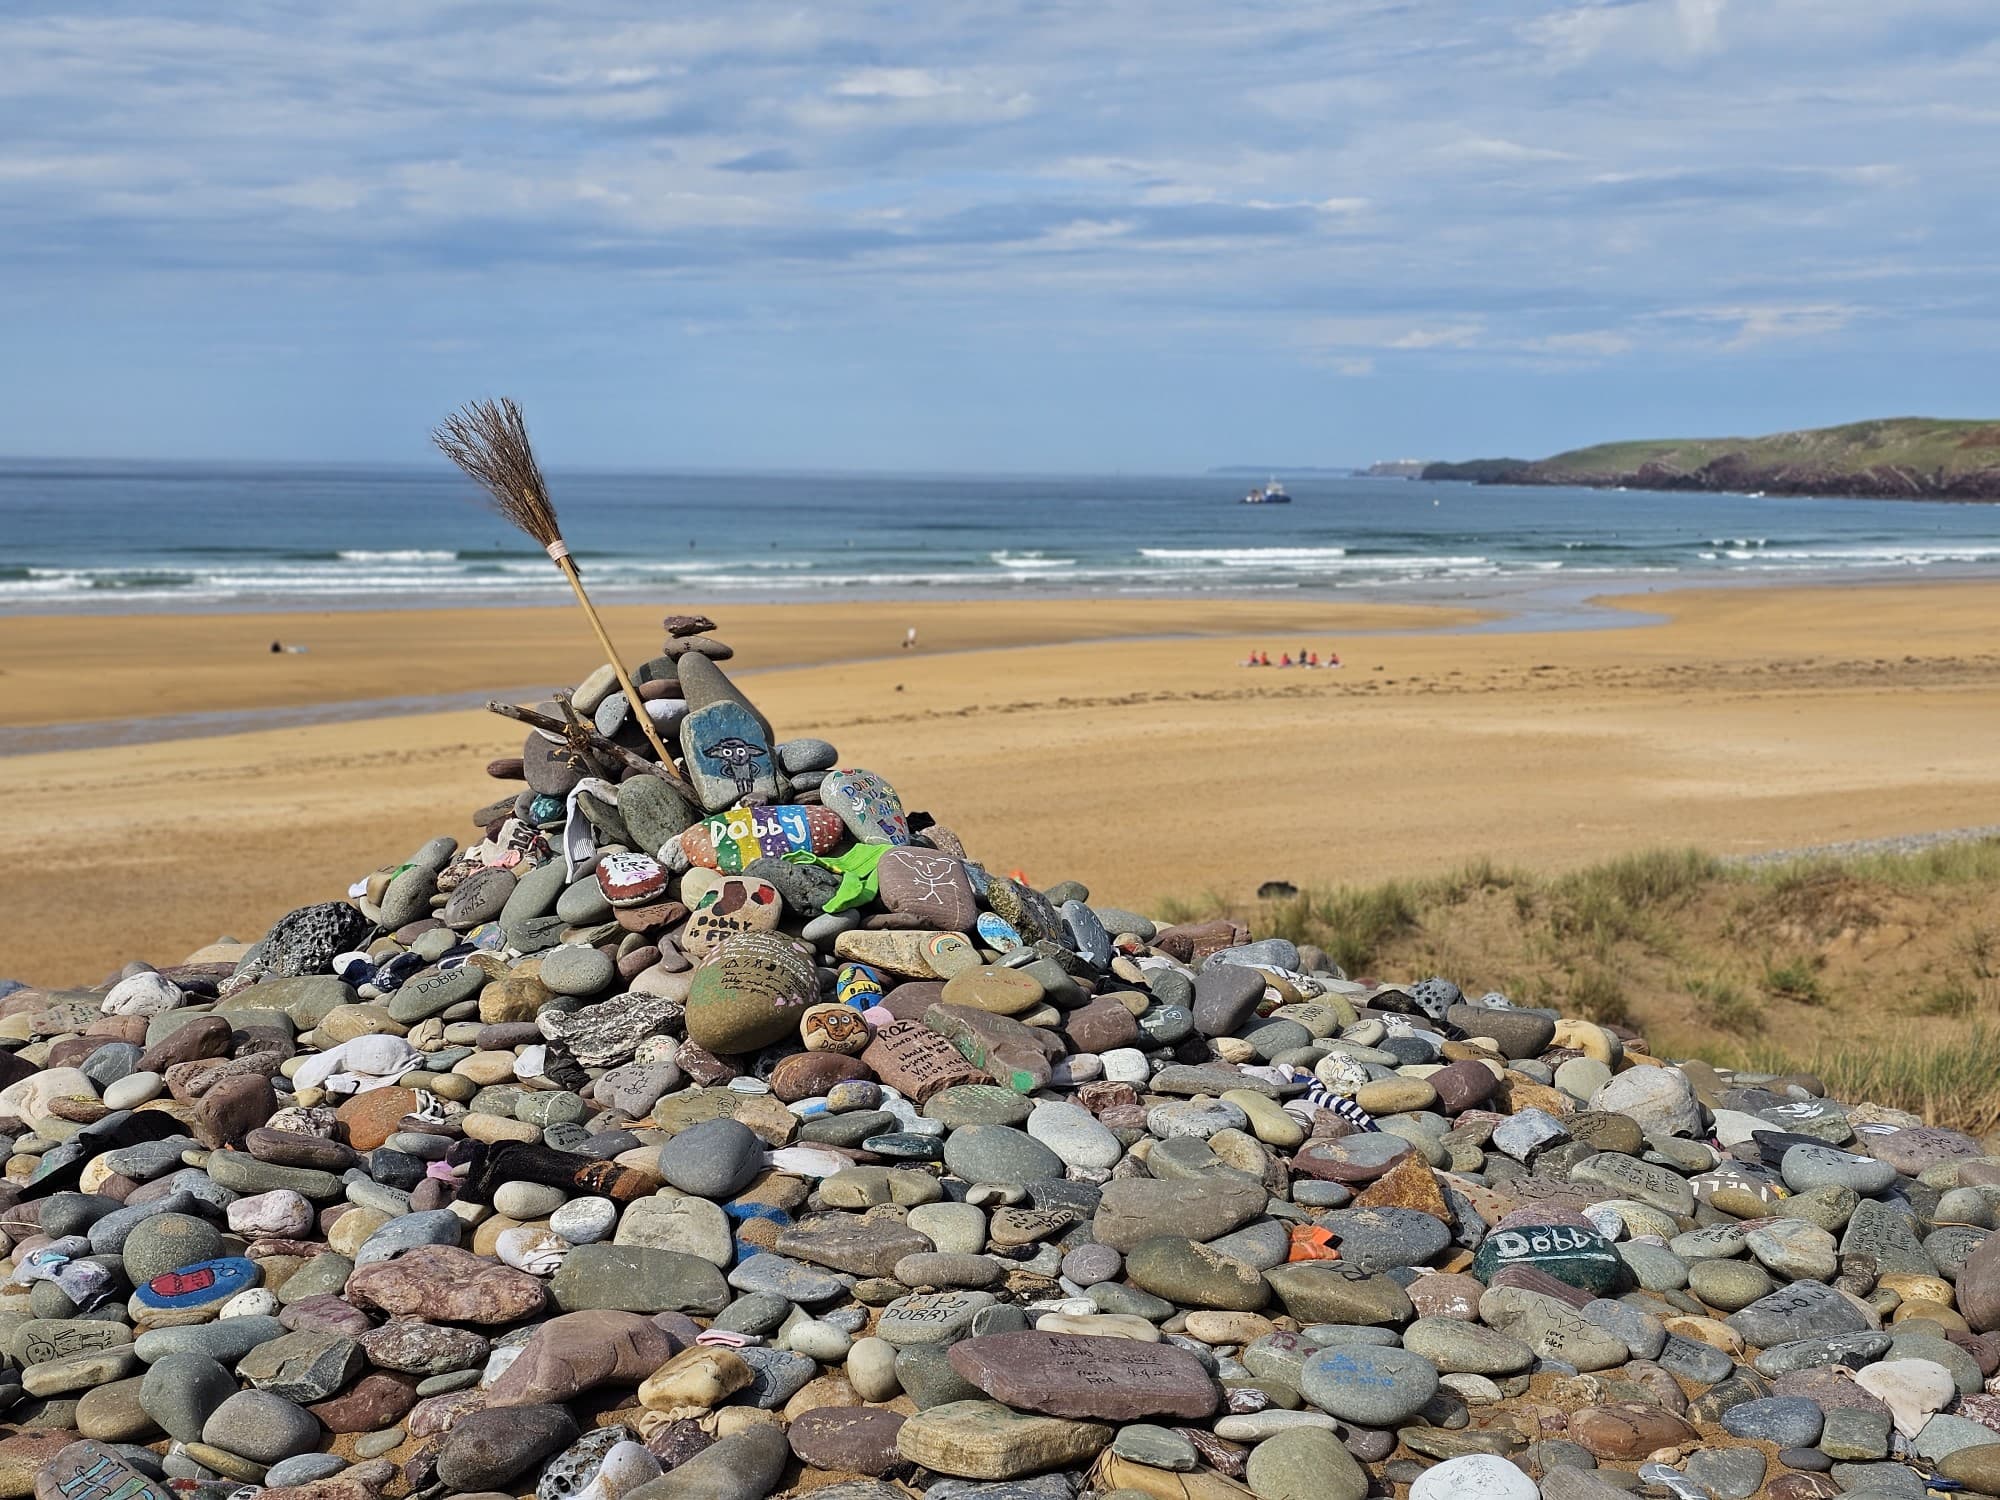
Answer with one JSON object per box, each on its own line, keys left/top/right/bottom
{"left": 976, "top": 913, "right": 1024, "bottom": 953}
{"left": 685, "top": 931, "right": 819, "bottom": 1055}
{"left": 1471, "top": 1223, "right": 1627, "bottom": 1295}
{"left": 680, "top": 804, "right": 847, "bottom": 873}
{"left": 821, "top": 768, "right": 910, "bottom": 846}
{"left": 130, "top": 1256, "right": 260, "bottom": 1313}
{"left": 837, "top": 964, "right": 887, "bottom": 1009}
{"left": 679, "top": 702, "right": 777, "bottom": 814}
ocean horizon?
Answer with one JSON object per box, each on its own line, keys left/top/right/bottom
{"left": 7, "top": 457, "right": 2000, "bottom": 615}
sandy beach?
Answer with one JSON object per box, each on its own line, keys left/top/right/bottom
{"left": 8, "top": 581, "right": 2000, "bottom": 986}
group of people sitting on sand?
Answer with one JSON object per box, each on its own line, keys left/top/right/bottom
{"left": 1243, "top": 647, "right": 1341, "bottom": 669}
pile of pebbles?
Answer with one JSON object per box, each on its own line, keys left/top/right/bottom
{"left": 6, "top": 617, "right": 2000, "bottom": 1500}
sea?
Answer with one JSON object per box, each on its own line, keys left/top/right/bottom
{"left": 6, "top": 458, "right": 2000, "bottom": 614}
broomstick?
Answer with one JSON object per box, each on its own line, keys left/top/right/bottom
{"left": 432, "top": 398, "right": 682, "bottom": 775}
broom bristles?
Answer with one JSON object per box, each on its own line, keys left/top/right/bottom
{"left": 432, "top": 398, "right": 563, "bottom": 549}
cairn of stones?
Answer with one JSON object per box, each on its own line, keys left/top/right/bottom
{"left": 6, "top": 614, "right": 2000, "bottom": 1500}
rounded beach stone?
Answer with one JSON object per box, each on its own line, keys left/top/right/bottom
{"left": 1299, "top": 1342, "right": 1439, "bottom": 1426}
{"left": 1410, "top": 1454, "right": 1540, "bottom": 1500}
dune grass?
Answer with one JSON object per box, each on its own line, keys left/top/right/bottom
{"left": 1164, "top": 837, "right": 2000, "bottom": 1135}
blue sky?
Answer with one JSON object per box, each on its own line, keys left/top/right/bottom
{"left": 2, "top": 0, "right": 1997, "bottom": 470}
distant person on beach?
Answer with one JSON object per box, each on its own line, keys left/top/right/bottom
{"left": 1280, "top": 652, "right": 1293, "bottom": 668}
{"left": 1328, "top": 649, "right": 1342, "bottom": 668}
{"left": 270, "top": 641, "right": 281, "bottom": 653}
{"left": 903, "top": 626, "right": 917, "bottom": 650}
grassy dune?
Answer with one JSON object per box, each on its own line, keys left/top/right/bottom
{"left": 1537, "top": 416, "right": 2000, "bottom": 480}
{"left": 1168, "top": 839, "right": 2000, "bottom": 1134}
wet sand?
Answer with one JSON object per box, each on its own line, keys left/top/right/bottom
{"left": 9, "top": 583, "right": 2000, "bottom": 986}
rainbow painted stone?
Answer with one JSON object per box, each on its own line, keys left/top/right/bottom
{"left": 679, "top": 804, "right": 847, "bottom": 872}
{"left": 130, "top": 1255, "right": 259, "bottom": 1313}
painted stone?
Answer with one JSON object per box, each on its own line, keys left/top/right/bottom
{"left": 596, "top": 853, "right": 669, "bottom": 909}
{"left": 130, "top": 1256, "right": 259, "bottom": 1313}
{"left": 838, "top": 964, "right": 887, "bottom": 1010}
{"left": 924, "top": 932, "right": 980, "bottom": 979}
{"left": 681, "top": 876, "right": 783, "bottom": 958}
{"left": 1472, "top": 1223, "right": 1627, "bottom": 1295}
{"left": 34, "top": 1441, "right": 172, "bottom": 1500}
{"left": 821, "top": 768, "right": 910, "bottom": 847}
{"left": 876, "top": 849, "right": 979, "bottom": 931}
{"left": 862, "top": 1021, "right": 983, "bottom": 1104}
{"left": 679, "top": 700, "right": 777, "bottom": 814}
{"left": 684, "top": 931, "right": 819, "bottom": 1055}
{"left": 679, "top": 805, "right": 846, "bottom": 873}
{"left": 976, "top": 913, "right": 1025, "bottom": 953}
{"left": 801, "top": 1004, "right": 871, "bottom": 1056}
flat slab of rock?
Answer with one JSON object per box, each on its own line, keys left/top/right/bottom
{"left": 948, "top": 1331, "right": 1219, "bottom": 1420}
{"left": 896, "top": 1398, "right": 1111, "bottom": 1480}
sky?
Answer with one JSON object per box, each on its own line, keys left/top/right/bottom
{"left": 2, "top": 0, "right": 1998, "bottom": 471}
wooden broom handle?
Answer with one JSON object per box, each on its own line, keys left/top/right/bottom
{"left": 554, "top": 553, "right": 682, "bottom": 773}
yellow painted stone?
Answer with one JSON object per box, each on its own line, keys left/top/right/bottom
{"left": 1552, "top": 1018, "right": 1620, "bottom": 1064}
{"left": 1222, "top": 1090, "right": 1305, "bottom": 1150}
{"left": 462, "top": 1112, "right": 540, "bottom": 1145}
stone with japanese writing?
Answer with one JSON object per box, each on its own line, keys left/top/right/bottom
{"left": 864, "top": 1020, "right": 983, "bottom": 1104}
{"left": 822, "top": 768, "right": 910, "bottom": 846}
{"left": 1298, "top": 1341, "right": 1439, "bottom": 1426}
{"left": 680, "top": 803, "right": 846, "bottom": 872}
{"left": 681, "top": 875, "right": 784, "bottom": 958}
{"left": 948, "top": 1331, "right": 1218, "bottom": 1420}
{"left": 874, "top": 847, "right": 979, "bottom": 931}
{"left": 684, "top": 930, "right": 818, "bottom": 1054}
{"left": 1472, "top": 1222, "right": 1627, "bottom": 1295}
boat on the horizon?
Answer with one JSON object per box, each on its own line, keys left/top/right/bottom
{"left": 1241, "top": 477, "right": 1291, "bottom": 505}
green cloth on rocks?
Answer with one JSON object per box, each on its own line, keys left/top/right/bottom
{"left": 783, "top": 843, "right": 890, "bottom": 914}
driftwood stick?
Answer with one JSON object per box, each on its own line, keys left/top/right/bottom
{"left": 486, "top": 700, "right": 698, "bottom": 800}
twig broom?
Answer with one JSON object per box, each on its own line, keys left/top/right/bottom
{"left": 432, "top": 398, "right": 682, "bottom": 775}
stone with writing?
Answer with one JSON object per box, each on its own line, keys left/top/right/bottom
{"left": 684, "top": 930, "right": 818, "bottom": 1055}
{"left": 948, "top": 1331, "right": 1219, "bottom": 1421}
{"left": 35, "top": 1441, "right": 172, "bottom": 1500}
{"left": 863, "top": 1020, "right": 983, "bottom": 1104}
{"left": 821, "top": 768, "right": 910, "bottom": 846}
{"left": 875, "top": 848, "right": 979, "bottom": 932}
{"left": 923, "top": 1004, "right": 1059, "bottom": 1094}
{"left": 1472, "top": 1222, "right": 1628, "bottom": 1296}
{"left": 596, "top": 852, "right": 669, "bottom": 909}
{"left": 800, "top": 1003, "right": 870, "bottom": 1056}
{"left": 680, "top": 804, "right": 846, "bottom": 873}
{"left": 681, "top": 875, "right": 783, "bottom": 959}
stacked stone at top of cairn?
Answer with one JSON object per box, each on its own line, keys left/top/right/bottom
{"left": 4, "top": 613, "right": 2000, "bottom": 1500}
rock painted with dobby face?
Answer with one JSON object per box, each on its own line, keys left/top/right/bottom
{"left": 680, "top": 876, "right": 783, "bottom": 958}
